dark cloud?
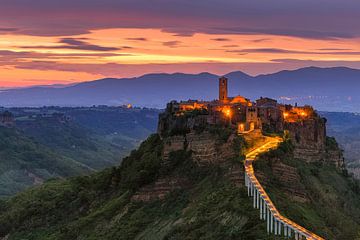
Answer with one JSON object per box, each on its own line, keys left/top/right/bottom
{"left": 228, "top": 48, "right": 309, "bottom": 54}
{"left": 0, "top": 0, "right": 358, "bottom": 39}
{"left": 211, "top": 38, "right": 231, "bottom": 42}
{"left": 20, "top": 38, "right": 120, "bottom": 51}
{"left": 252, "top": 38, "right": 270, "bottom": 43}
{"left": 0, "top": 49, "right": 130, "bottom": 63}
{"left": 6, "top": 59, "right": 360, "bottom": 78}
{"left": 317, "top": 48, "right": 352, "bottom": 51}
{"left": 222, "top": 45, "right": 239, "bottom": 48}
{"left": 211, "top": 27, "right": 355, "bottom": 40}
{"left": 59, "top": 38, "right": 89, "bottom": 45}
{"left": 0, "top": 27, "right": 18, "bottom": 32}
{"left": 162, "top": 41, "right": 182, "bottom": 48}
{"left": 228, "top": 48, "right": 360, "bottom": 55}
{"left": 126, "top": 37, "right": 148, "bottom": 41}
{"left": 271, "top": 58, "right": 360, "bottom": 67}
{"left": 172, "top": 32, "right": 195, "bottom": 37}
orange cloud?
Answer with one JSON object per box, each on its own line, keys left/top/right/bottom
{"left": 0, "top": 28, "right": 360, "bottom": 87}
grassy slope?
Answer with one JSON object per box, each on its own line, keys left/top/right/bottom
{"left": 0, "top": 127, "right": 90, "bottom": 197}
{"left": 254, "top": 141, "right": 360, "bottom": 240}
{"left": 0, "top": 107, "right": 159, "bottom": 197}
{"left": 0, "top": 134, "right": 272, "bottom": 240}
{"left": 2, "top": 132, "right": 359, "bottom": 239}
{"left": 320, "top": 112, "right": 360, "bottom": 177}
{"left": 16, "top": 119, "right": 124, "bottom": 170}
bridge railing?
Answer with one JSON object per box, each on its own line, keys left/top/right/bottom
{"left": 244, "top": 152, "right": 324, "bottom": 240}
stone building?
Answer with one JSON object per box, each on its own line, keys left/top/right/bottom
{"left": 160, "top": 76, "right": 320, "bottom": 136}
{"left": 219, "top": 76, "right": 228, "bottom": 103}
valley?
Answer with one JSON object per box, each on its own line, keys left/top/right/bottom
{"left": 0, "top": 106, "right": 159, "bottom": 197}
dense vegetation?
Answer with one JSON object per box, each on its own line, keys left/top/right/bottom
{"left": 321, "top": 111, "right": 360, "bottom": 178}
{"left": 17, "top": 118, "right": 122, "bottom": 170}
{"left": 254, "top": 140, "right": 360, "bottom": 240}
{"left": 0, "top": 134, "right": 271, "bottom": 240}
{"left": 0, "top": 107, "right": 160, "bottom": 197}
{"left": 0, "top": 127, "right": 89, "bottom": 197}
{"left": 1, "top": 116, "right": 360, "bottom": 239}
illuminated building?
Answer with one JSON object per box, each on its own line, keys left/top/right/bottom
{"left": 166, "top": 77, "right": 314, "bottom": 134}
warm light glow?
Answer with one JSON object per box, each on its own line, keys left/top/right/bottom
{"left": 1, "top": 26, "right": 360, "bottom": 87}
{"left": 238, "top": 123, "right": 245, "bottom": 133}
{"left": 284, "top": 107, "right": 312, "bottom": 122}
{"left": 225, "top": 109, "right": 231, "bottom": 116}
{"left": 230, "top": 96, "right": 248, "bottom": 104}
{"left": 222, "top": 107, "right": 232, "bottom": 118}
{"left": 179, "top": 102, "right": 207, "bottom": 112}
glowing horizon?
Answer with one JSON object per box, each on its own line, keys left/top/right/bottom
{"left": 0, "top": 0, "right": 360, "bottom": 87}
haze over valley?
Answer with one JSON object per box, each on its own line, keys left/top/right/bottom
{"left": 1, "top": 67, "right": 359, "bottom": 112}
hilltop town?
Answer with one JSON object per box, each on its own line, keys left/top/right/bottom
{"left": 0, "top": 77, "right": 359, "bottom": 239}
{"left": 159, "top": 77, "right": 343, "bottom": 167}
{"left": 162, "top": 76, "right": 315, "bottom": 133}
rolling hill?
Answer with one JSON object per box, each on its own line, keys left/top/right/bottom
{"left": 0, "top": 128, "right": 359, "bottom": 239}
{"left": 1, "top": 67, "right": 360, "bottom": 112}
{"left": 0, "top": 106, "right": 160, "bottom": 197}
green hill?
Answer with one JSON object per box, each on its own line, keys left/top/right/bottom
{"left": 0, "top": 131, "right": 359, "bottom": 239}
{"left": 0, "top": 107, "right": 160, "bottom": 198}
{"left": 0, "top": 127, "right": 90, "bottom": 197}
{"left": 320, "top": 112, "right": 360, "bottom": 179}
{"left": 254, "top": 140, "right": 360, "bottom": 239}
{"left": 16, "top": 117, "right": 123, "bottom": 170}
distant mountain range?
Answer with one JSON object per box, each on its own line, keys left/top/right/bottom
{"left": 1, "top": 67, "right": 360, "bottom": 112}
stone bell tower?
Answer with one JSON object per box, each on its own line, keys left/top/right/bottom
{"left": 219, "top": 76, "right": 228, "bottom": 102}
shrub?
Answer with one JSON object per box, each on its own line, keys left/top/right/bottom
{"left": 208, "top": 125, "right": 233, "bottom": 143}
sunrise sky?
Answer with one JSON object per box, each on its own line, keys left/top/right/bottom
{"left": 1, "top": 0, "right": 360, "bottom": 87}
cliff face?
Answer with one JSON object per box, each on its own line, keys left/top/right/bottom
{"left": 163, "top": 132, "right": 238, "bottom": 166}
{"left": 254, "top": 140, "right": 360, "bottom": 240}
{"left": 256, "top": 159, "right": 309, "bottom": 203}
{"left": 132, "top": 130, "right": 242, "bottom": 202}
{"left": 0, "top": 111, "right": 359, "bottom": 240}
{"left": 285, "top": 116, "right": 344, "bottom": 168}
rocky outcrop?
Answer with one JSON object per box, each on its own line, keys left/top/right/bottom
{"left": 286, "top": 118, "right": 326, "bottom": 163}
{"left": 255, "top": 159, "right": 309, "bottom": 203}
{"left": 134, "top": 126, "right": 242, "bottom": 202}
{"left": 186, "top": 132, "right": 218, "bottom": 165}
{"left": 271, "top": 161, "right": 308, "bottom": 202}
{"left": 157, "top": 106, "right": 208, "bottom": 138}
{"left": 285, "top": 116, "right": 344, "bottom": 168}
{"left": 162, "top": 131, "right": 238, "bottom": 167}
{"left": 324, "top": 148, "right": 345, "bottom": 169}
{"left": 131, "top": 177, "right": 190, "bottom": 202}
{"left": 226, "top": 164, "right": 245, "bottom": 187}
{"left": 163, "top": 135, "right": 186, "bottom": 161}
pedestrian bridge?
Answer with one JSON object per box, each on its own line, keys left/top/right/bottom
{"left": 244, "top": 138, "right": 324, "bottom": 240}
